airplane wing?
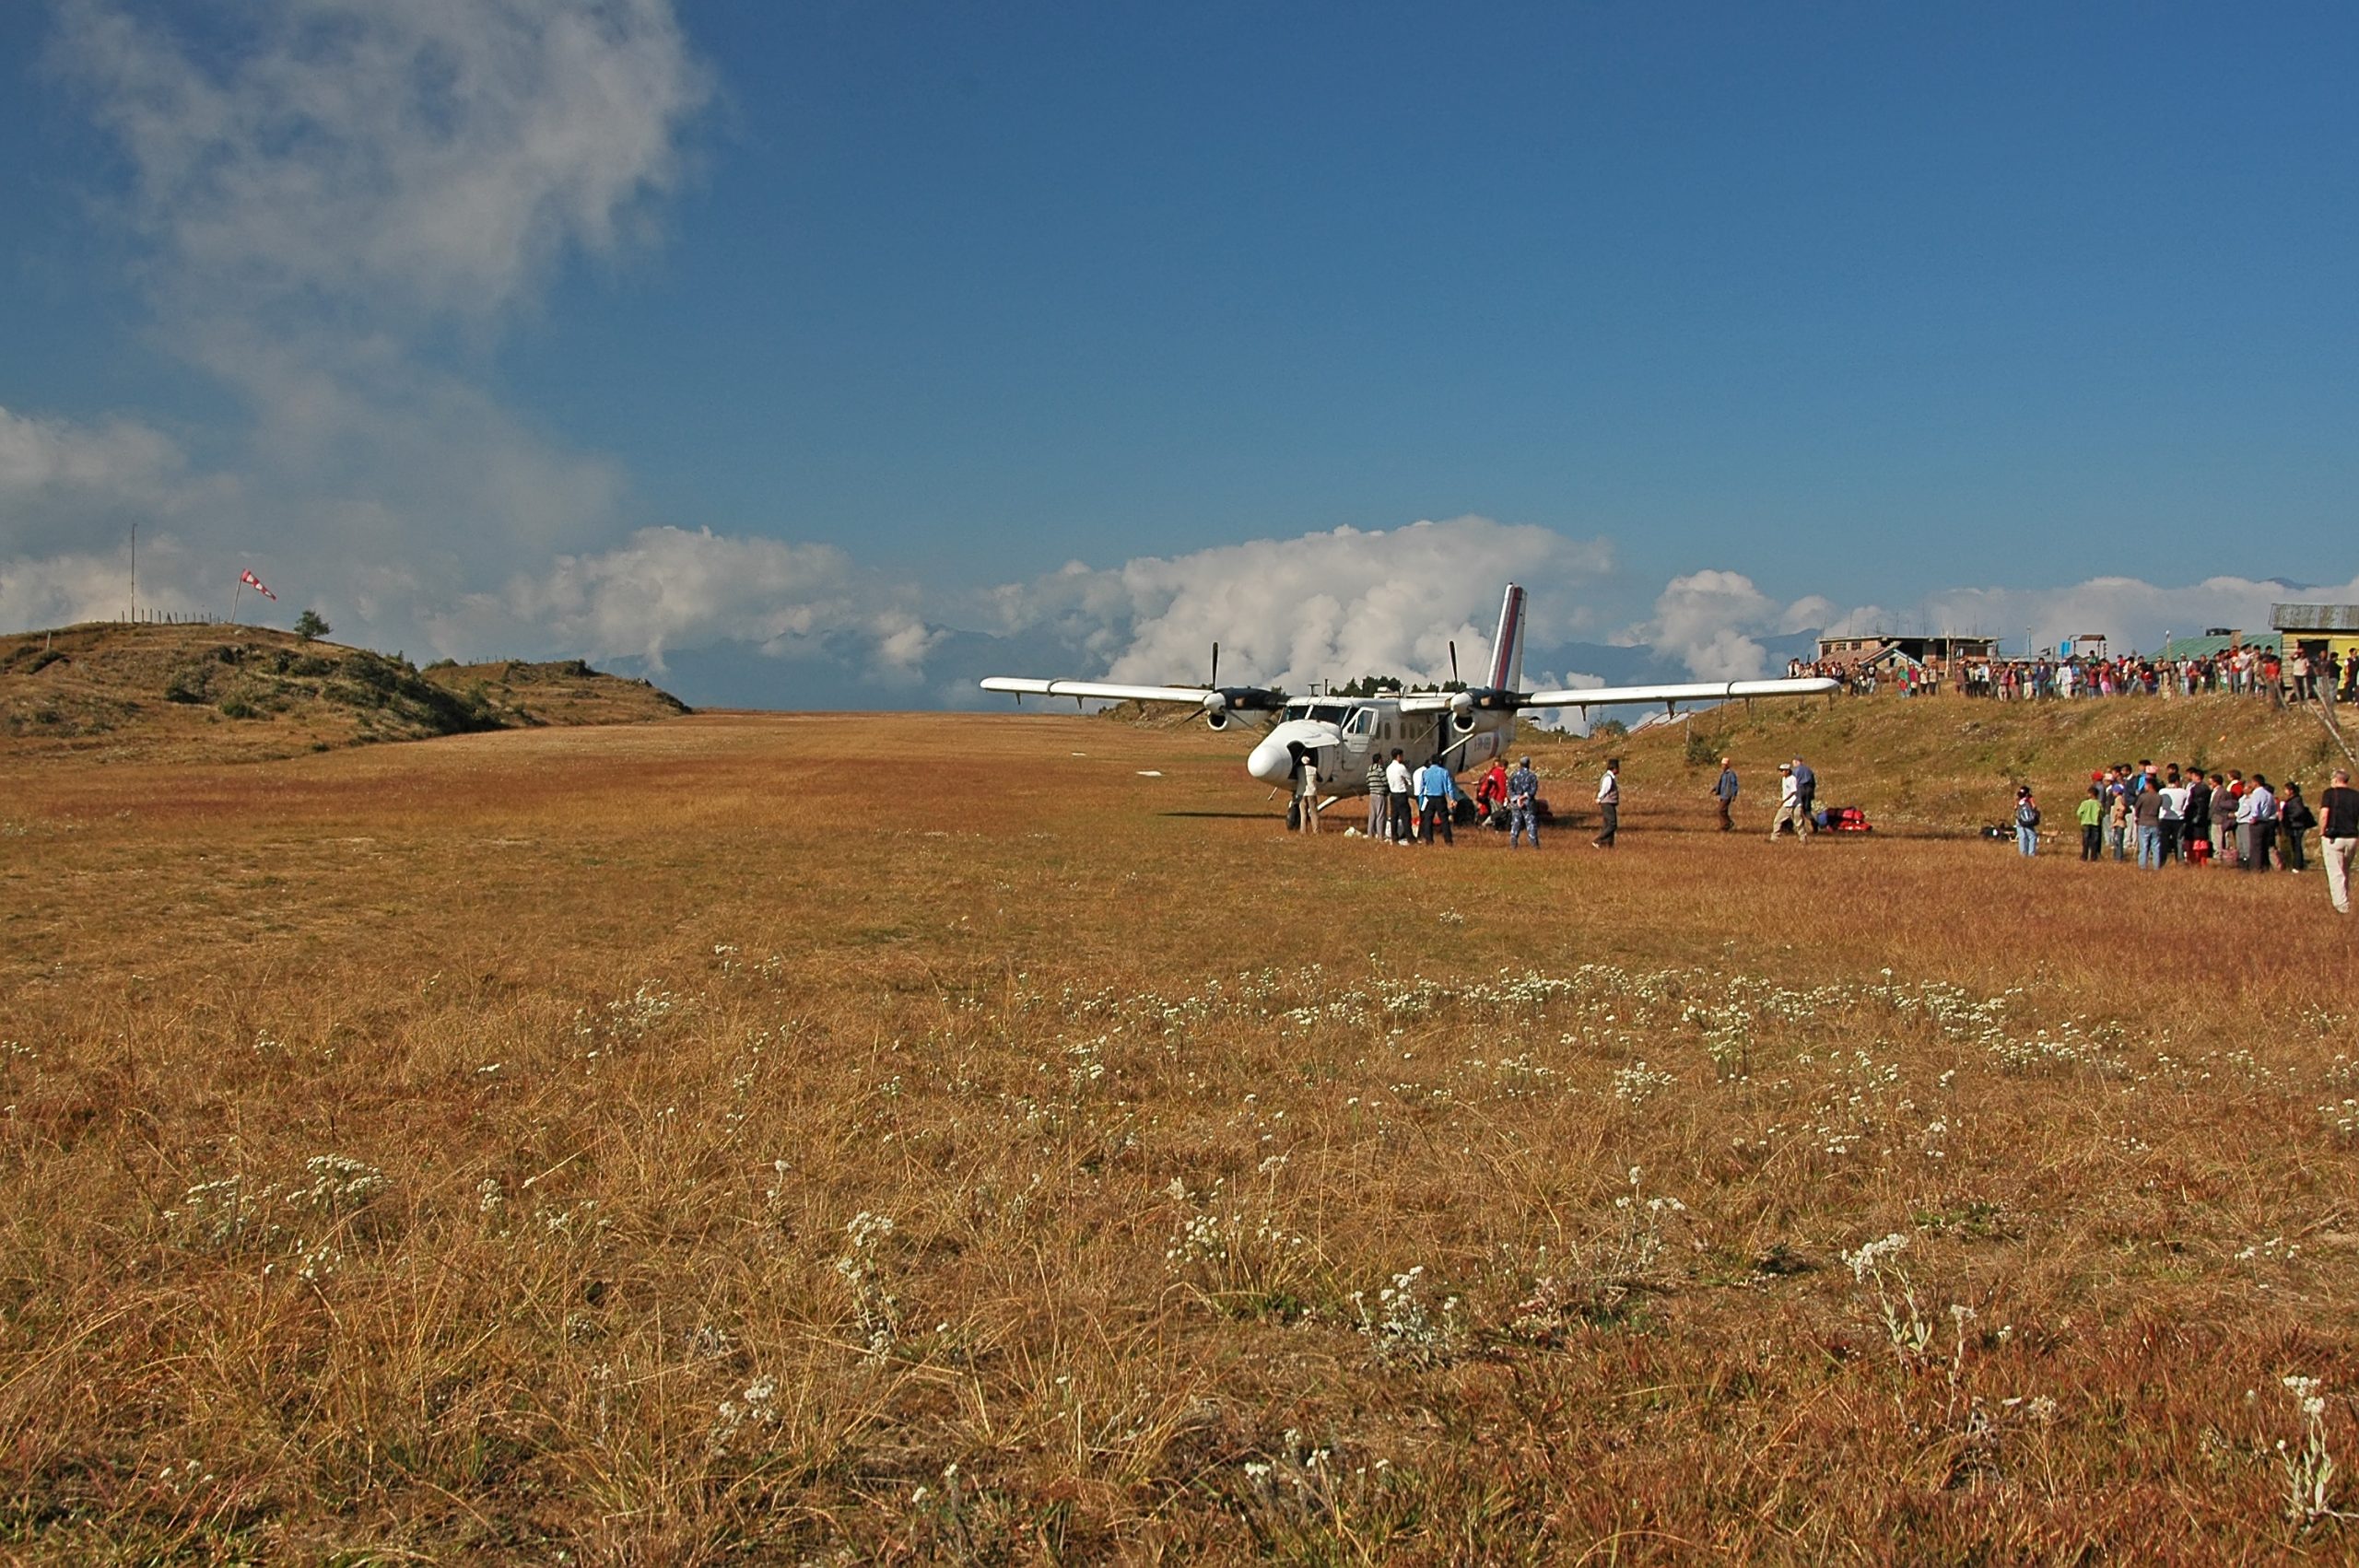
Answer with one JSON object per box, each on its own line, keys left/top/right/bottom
{"left": 980, "top": 677, "right": 1218, "bottom": 705}
{"left": 1520, "top": 676, "right": 1841, "bottom": 708}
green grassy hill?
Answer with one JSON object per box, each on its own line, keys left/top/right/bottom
{"left": 0, "top": 623, "right": 688, "bottom": 762}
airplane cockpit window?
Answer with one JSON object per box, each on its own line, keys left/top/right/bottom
{"left": 1345, "top": 708, "right": 1373, "bottom": 735}
{"left": 1307, "top": 703, "right": 1350, "bottom": 724}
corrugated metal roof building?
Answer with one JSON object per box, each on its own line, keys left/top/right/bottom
{"left": 2272, "top": 603, "right": 2359, "bottom": 633}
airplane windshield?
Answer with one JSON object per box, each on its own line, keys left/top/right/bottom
{"left": 1299, "top": 703, "right": 1350, "bottom": 724}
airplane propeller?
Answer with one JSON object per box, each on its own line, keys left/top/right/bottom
{"left": 1194, "top": 638, "right": 1285, "bottom": 728}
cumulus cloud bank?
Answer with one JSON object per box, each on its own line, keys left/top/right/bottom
{"left": 436, "top": 525, "right": 940, "bottom": 676}
{"left": 989, "top": 517, "right": 1614, "bottom": 691}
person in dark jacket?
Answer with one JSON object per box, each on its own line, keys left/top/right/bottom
{"left": 1713, "top": 757, "right": 1740, "bottom": 832}
{"left": 2183, "top": 773, "right": 2213, "bottom": 862}
{"left": 2280, "top": 781, "right": 2316, "bottom": 873}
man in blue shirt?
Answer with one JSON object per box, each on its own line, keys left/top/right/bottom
{"left": 1415, "top": 758, "right": 1459, "bottom": 845}
{"left": 1713, "top": 757, "right": 1740, "bottom": 832}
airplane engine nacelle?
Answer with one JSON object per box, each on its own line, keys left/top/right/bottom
{"left": 1204, "top": 708, "right": 1232, "bottom": 731}
{"left": 1450, "top": 709, "right": 1477, "bottom": 733}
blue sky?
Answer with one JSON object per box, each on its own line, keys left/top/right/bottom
{"left": 3, "top": 1, "right": 2355, "bottom": 707}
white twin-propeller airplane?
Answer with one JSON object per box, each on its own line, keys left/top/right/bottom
{"left": 982, "top": 584, "right": 1838, "bottom": 810}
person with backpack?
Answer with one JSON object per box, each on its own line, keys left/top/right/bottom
{"left": 1474, "top": 757, "right": 1508, "bottom": 825}
{"left": 2015, "top": 786, "right": 2041, "bottom": 857}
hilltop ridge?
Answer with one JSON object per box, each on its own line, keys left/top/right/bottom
{"left": 0, "top": 622, "right": 688, "bottom": 763}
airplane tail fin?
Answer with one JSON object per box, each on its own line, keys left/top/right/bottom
{"left": 1488, "top": 583, "right": 1527, "bottom": 691}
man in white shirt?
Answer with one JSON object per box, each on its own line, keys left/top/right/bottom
{"left": 1593, "top": 758, "right": 1621, "bottom": 848}
{"left": 1771, "top": 763, "right": 1808, "bottom": 841}
{"left": 2157, "top": 776, "right": 2189, "bottom": 865}
{"left": 1384, "top": 750, "right": 1414, "bottom": 848}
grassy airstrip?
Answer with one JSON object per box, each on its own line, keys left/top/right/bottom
{"left": 2, "top": 696, "right": 2356, "bottom": 1562}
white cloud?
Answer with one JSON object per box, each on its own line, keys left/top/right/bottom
{"left": 0, "top": 0, "right": 711, "bottom": 645}
{"left": 56, "top": 0, "right": 709, "bottom": 323}
{"left": 0, "top": 405, "right": 238, "bottom": 558}
{"left": 1909, "top": 574, "right": 2359, "bottom": 655}
{"left": 440, "top": 525, "right": 938, "bottom": 673}
{"left": 1628, "top": 568, "right": 1782, "bottom": 679}
{"left": 0, "top": 532, "right": 217, "bottom": 629}
{"left": 988, "top": 516, "right": 1614, "bottom": 691}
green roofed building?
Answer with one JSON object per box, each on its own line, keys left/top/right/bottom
{"left": 2158, "top": 629, "right": 2281, "bottom": 661}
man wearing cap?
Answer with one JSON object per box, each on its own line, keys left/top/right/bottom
{"left": 1713, "top": 756, "right": 1740, "bottom": 832}
{"left": 1508, "top": 755, "right": 1541, "bottom": 848}
{"left": 1770, "top": 763, "right": 1808, "bottom": 841}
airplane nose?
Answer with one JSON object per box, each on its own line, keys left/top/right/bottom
{"left": 1248, "top": 735, "right": 1292, "bottom": 784}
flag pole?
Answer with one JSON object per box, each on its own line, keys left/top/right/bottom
{"left": 230, "top": 576, "right": 243, "bottom": 626}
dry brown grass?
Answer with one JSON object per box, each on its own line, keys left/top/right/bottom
{"left": 2, "top": 701, "right": 2355, "bottom": 1562}
{"left": 0, "top": 624, "right": 686, "bottom": 763}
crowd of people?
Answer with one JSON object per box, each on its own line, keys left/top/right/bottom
{"left": 1295, "top": 722, "right": 2359, "bottom": 919}
{"left": 2012, "top": 762, "right": 2359, "bottom": 915}
{"left": 1344, "top": 747, "right": 1547, "bottom": 848}
{"left": 1325, "top": 751, "right": 1837, "bottom": 849}
{"left": 1788, "top": 645, "right": 2358, "bottom": 705}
